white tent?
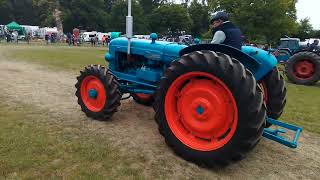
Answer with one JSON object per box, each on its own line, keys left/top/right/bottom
{"left": 21, "top": 25, "right": 40, "bottom": 37}
{"left": 39, "top": 27, "right": 58, "bottom": 38}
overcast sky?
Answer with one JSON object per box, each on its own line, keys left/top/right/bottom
{"left": 296, "top": 0, "right": 320, "bottom": 29}
{"left": 174, "top": 0, "right": 320, "bottom": 29}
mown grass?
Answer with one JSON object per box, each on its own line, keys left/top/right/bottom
{"left": 280, "top": 82, "right": 320, "bottom": 134}
{"left": 0, "top": 101, "right": 146, "bottom": 179}
{"left": 1, "top": 44, "right": 107, "bottom": 71}
{"left": 1, "top": 44, "right": 319, "bottom": 135}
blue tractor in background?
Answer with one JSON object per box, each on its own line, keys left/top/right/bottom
{"left": 274, "top": 38, "right": 320, "bottom": 85}
{"left": 75, "top": 1, "right": 302, "bottom": 167}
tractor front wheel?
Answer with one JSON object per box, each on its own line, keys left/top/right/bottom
{"left": 154, "top": 51, "right": 266, "bottom": 167}
{"left": 75, "top": 65, "right": 121, "bottom": 120}
{"left": 285, "top": 51, "right": 320, "bottom": 85}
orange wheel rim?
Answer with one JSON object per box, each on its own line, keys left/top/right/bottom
{"left": 294, "top": 59, "right": 315, "bottom": 80}
{"left": 80, "top": 76, "right": 106, "bottom": 112}
{"left": 165, "top": 72, "right": 238, "bottom": 151}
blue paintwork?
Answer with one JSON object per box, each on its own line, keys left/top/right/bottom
{"left": 89, "top": 89, "right": 97, "bottom": 99}
{"left": 196, "top": 106, "right": 204, "bottom": 115}
{"left": 241, "top": 46, "right": 278, "bottom": 80}
{"left": 106, "top": 37, "right": 276, "bottom": 93}
{"left": 136, "top": 67, "right": 162, "bottom": 82}
{"left": 103, "top": 35, "right": 303, "bottom": 148}
{"left": 263, "top": 118, "right": 303, "bottom": 148}
{"left": 106, "top": 37, "right": 186, "bottom": 66}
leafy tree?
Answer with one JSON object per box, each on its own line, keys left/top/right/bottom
{"left": 62, "top": 0, "right": 109, "bottom": 32}
{"left": 108, "top": 0, "right": 149, "bottom": 34}
{"left": 188, "top": 0, "right": 209, "bottom": 37}
{"left": 295, "top": 18, "right": 313, "bottom": 40}
{"left": 150, "top": 3, "right": 192, "bottom": 35}
{"left": 0, "top": 0, "right": 39, "bottom": 25}
{"left": 0, "top": 0, "right": 12, "bottom": 24}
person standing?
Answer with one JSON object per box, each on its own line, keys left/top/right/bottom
{"left": 26, "top": 32, "right": 31, "bottom": 44}
{"left": 102, "top": 35, "right": 106, "bottom": 46}
{"left": 67, "top": 32, "right": 72, "bottom": 46}
{"left": 45, "top": 34, "right": 49, "bottom": 45}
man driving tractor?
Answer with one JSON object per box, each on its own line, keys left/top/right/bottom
{"left": 211, "top": 11, "right": 243, "bottom": 50}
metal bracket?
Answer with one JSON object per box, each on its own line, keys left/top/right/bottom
{"left": 263, "top": 118, "right": 302, "bottom": 148}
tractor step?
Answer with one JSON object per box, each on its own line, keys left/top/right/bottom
{"left": 263, "top": 118, "right": 302, "bottom": 148}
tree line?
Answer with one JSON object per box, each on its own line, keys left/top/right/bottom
{"left": 0, "top": 0, "right": 318, "bottom": 43}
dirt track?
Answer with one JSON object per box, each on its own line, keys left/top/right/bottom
{"left": 0, "top": 52, "right": 319, "bottom": 179}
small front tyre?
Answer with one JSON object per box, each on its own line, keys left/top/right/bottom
{"left": 75, "top": 65, "right": 121, "bottom": 120}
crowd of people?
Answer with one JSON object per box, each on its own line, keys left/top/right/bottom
{"left": 0, "top": 31, "right": 110, "bottom": 48}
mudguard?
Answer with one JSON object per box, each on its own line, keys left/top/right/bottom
{"left": 180, "top": 44, "right": 278, "bottom": 81}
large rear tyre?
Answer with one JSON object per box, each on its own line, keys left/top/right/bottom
{"left": 285, "top": 51, "right": 320, "bottom": 85}
{"left": 131, "top": 93, "right": 154, "bottom": 106}
{"left": 154, "top": 51, "right": 266, "bottom": 167}
{"left": 75, "top": 65, "right": 121, "bottom": 120}
{"left": 259, "top": 68, "right": 286, "bottom": 126}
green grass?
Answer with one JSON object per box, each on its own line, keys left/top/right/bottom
{"left": 0, "top": 101, "right": 145, "bottom": 179}
{"left": 1, "top": 44, "right": 107, "bottom": 71}
{"left": 281, "top": 83, "right": 320, "bottom": 134}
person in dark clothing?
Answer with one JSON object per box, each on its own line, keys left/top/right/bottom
{"left": 6, "top": 33, "right": 11, "bottom": 43}
{"left": 210, "top": 11, "right": 243, "bottom": 50}
{"left": 67, "top": 32, "right": 72, "bottom": 46}
{"left": 308, "top": 40, "right": 319, "bottom": 51}
{"left": 45, "top": 34, "right": 49, "bottom": 45}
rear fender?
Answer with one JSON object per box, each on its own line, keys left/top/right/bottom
{"left": 179, "top": 44, "right": 278, "bottom": 81}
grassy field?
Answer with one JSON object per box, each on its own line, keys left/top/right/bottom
{"left": 0, "top": 100, "right": 146, "bottom": 179}
{"left": 1, "top": 44, "right": 107, "bottom": 71}
{"left": 0, "top": 44, "right": 319, "bottom": 179}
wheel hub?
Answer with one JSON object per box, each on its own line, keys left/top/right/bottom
{"left": 196, "top": 105, "right": 204, "bottom": 115}
{"left": 294, "top": 60, "right": 315, "bottom": 79}
{"left": 88, "top": 89, "right": 98, "bottom": 99}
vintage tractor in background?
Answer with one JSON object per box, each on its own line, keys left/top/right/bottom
{"left": 75, "top": 1, "right": 302, "bottom": 167}
{"left": 274, "top": 38, "right": 320, "bottom": 85}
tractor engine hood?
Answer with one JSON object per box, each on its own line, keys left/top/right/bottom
{"left": 108, "top": 37, "right": 187, "bottom": 64}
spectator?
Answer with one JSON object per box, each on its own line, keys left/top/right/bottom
{"left": 105, "top": 36, "right": 109, "bottom": 47}
{"left": 67, "top": 32, "right": 72, "bottom": 46}
{"left": 95, "top": 36, "right": 99, "bottom": 46}
{"left": 45, "top": 34, "right": 49, "bottom": 45}
{"left": 102, "top": 35, "right": 106, "bottom": 46}
{"left": 263, "top": 44, "right": 269, "bottom": 51}
{"left": 6, "top": 33, "right": 11, "bottom": 43}
{"left": 51, "top": 33, "right": 55, "bottom": 43}
{"left": 13, "top": 31, "right": 18, "bottom": 44}
{"left": 90, "top": 36, "right": 94, "bottom": 47}
{"left": 26, "top": 33, "right": 31, "bottom": 44}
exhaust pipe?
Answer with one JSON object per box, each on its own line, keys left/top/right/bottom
{"left": 126, "top": 0, "right": 133, "bottom": 55}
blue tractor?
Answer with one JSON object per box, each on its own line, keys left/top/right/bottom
{"left": 274, "top": 38, "right": 320, "bottom": 85}
{"left": 75, "top": 1, "right": 302, "bottom": 167}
